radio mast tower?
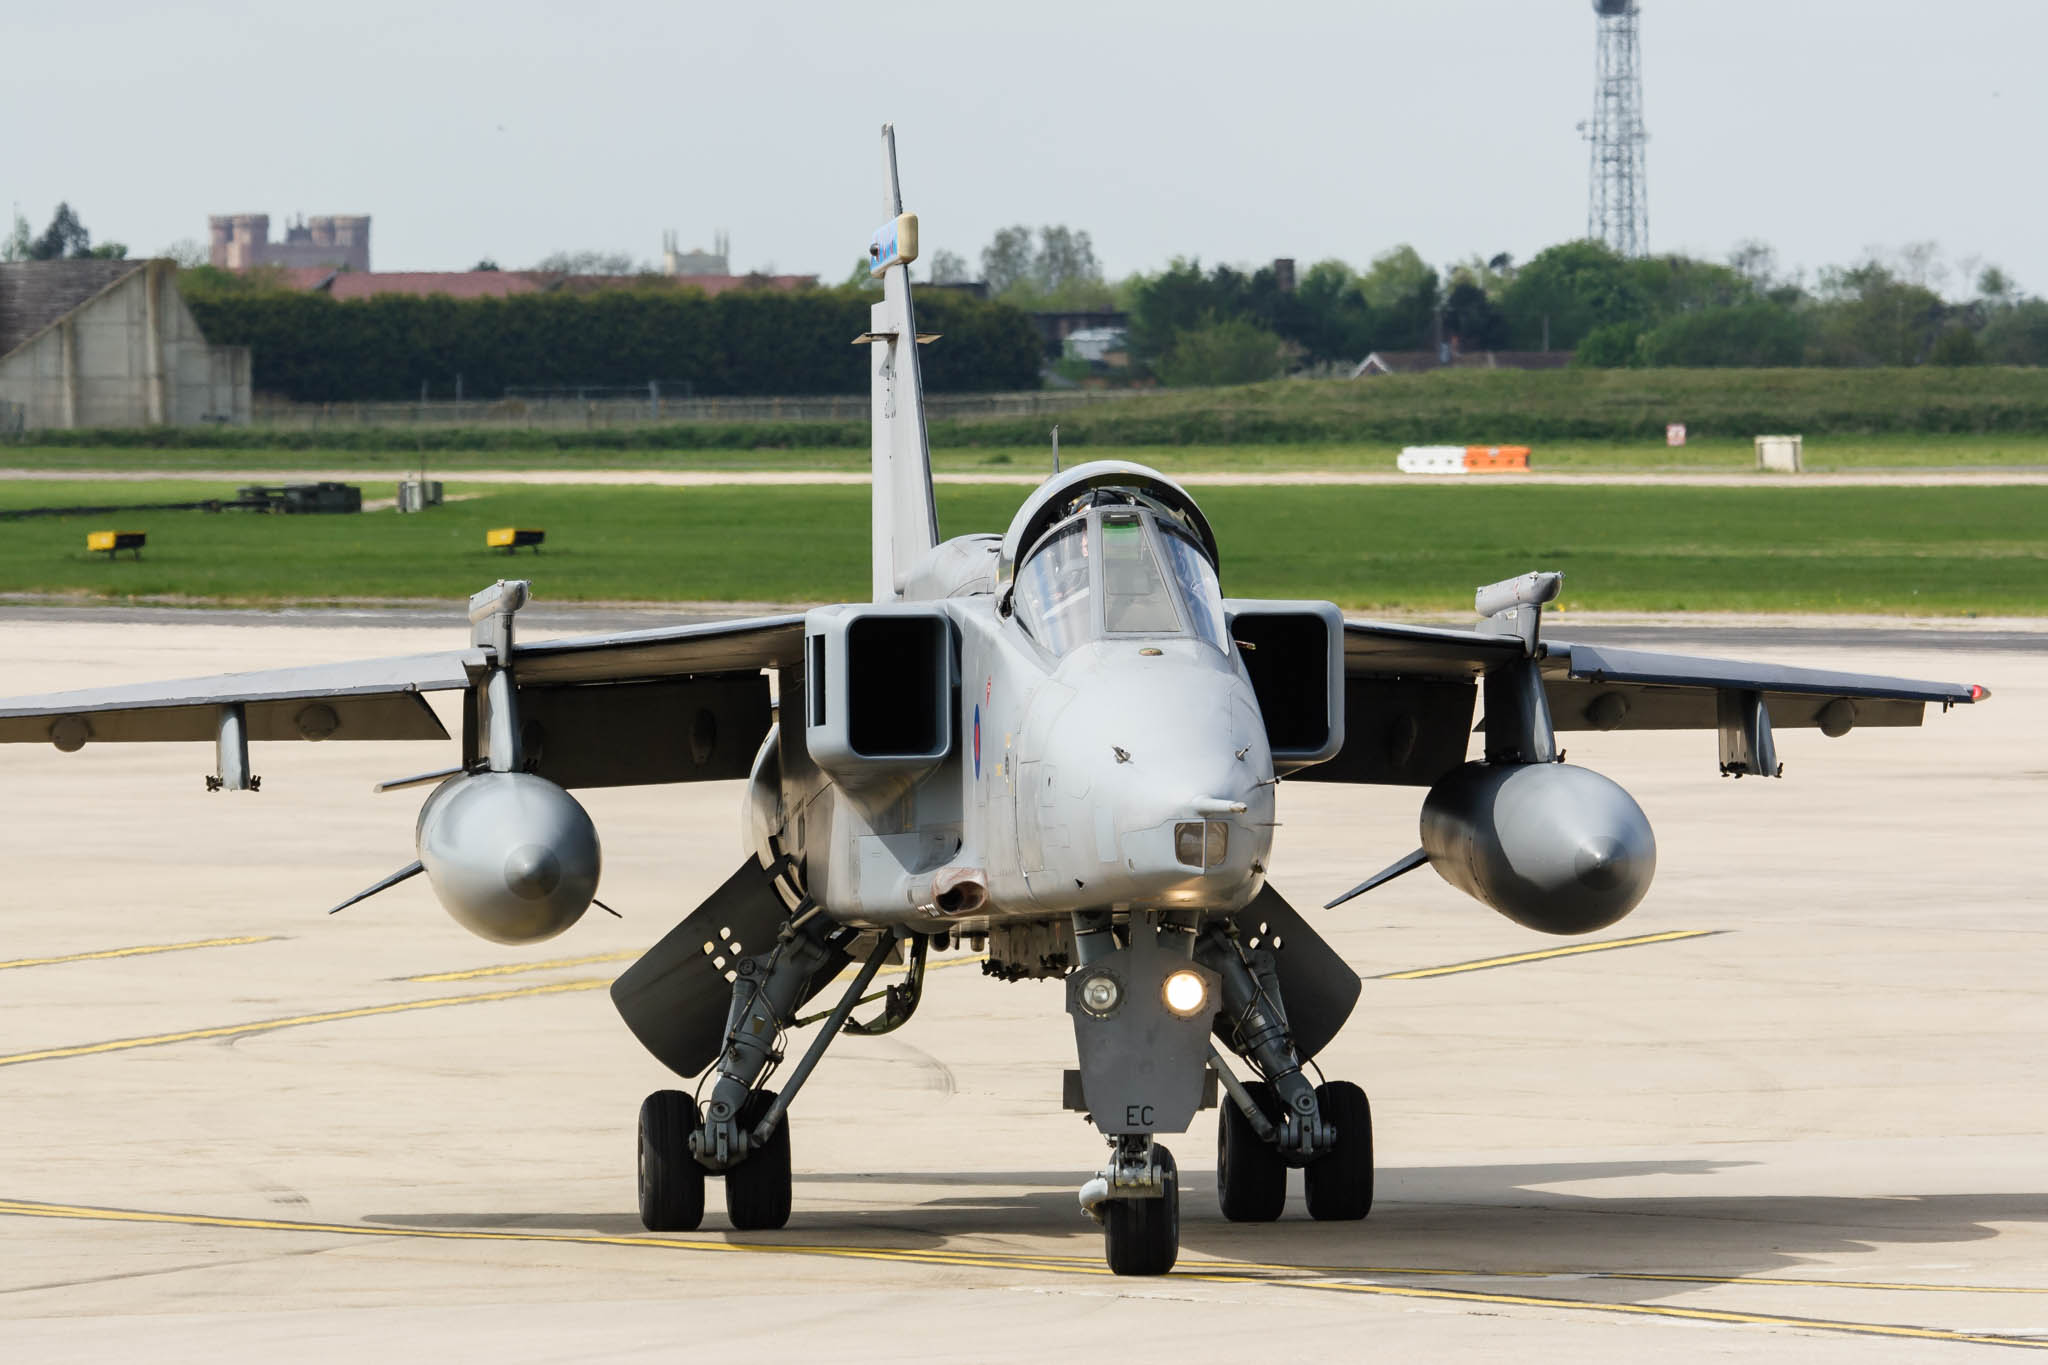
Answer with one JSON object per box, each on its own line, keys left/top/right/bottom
{"left": 1585, "top": 0, "right": 1649, "bottom": 256}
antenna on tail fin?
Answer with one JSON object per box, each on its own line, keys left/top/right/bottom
{"left": 858, "top": 123, "right": 940, "bottom": 602}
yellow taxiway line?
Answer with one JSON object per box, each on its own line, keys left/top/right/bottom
{"left": 0, "top": 935, "right": 278, "bottom": 973}
{"left": 0, "top": 1197, "right": 2040, "bottom": 1350}
{"left": 409, "top": 951, "right": 638, "bottom": 983}
{"left": 0, "top": 978, "right": 611, "bottom": 1069}
{"left": 1376, "top": 929, "right": 1719, "bottom": 980}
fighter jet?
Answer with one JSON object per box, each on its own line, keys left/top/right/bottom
{"left": 0, "top": 127, "right": 1989, "bottom": 1276}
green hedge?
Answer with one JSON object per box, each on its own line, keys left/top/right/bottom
{"left": 182, "top": 286, "right": 1042, "bottom": 401}
{"left": 23, "top": 366, "right": 2048, "bottom": 450}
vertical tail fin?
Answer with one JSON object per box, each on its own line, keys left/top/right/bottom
{"left": 865, "top": 123, "right": 939, "bottom": 601}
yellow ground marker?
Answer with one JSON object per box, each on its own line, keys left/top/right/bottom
{"left": 0, "top": 935, "right": 277, "bottom": 973}
{"left": 0, "top": 978, "right": 610, "bottom": 1069}
{"left": 0, "top": 1198, "right": 2041, "bottom": 1350}
{"left": 409, "top": 951, "right": 638, "bottom": 983}
{"left": 1377, "top": 929, "right": 1718, "bottom": 980}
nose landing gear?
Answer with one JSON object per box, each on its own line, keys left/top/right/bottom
{"left": 1082, "top": 1137, "right": 1180, "bottom": 1275}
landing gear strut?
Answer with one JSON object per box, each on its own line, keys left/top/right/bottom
{"left": 633, "top": 916, "right": 899, "bottom": 1233}
{"left": 1198, "top": 923, "right": 1374, "bottom": 1222}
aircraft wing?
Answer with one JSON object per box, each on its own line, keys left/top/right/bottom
{"left": 0, "top": 611, "right": 805, "bottom": 788}
{"left": 1296, "top": 618, "right": 1985, "bottom": 785}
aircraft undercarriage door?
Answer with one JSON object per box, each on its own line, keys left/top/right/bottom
{"left": 1218, "top": 884, "right": 1360, "bottom": 1061}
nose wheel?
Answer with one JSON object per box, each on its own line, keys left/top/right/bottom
{"left": 1101, "top": 1144, "right": 1179, "bottom": 1276}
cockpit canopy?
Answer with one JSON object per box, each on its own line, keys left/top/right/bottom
{"left": 1012, "top": 504, "right": 1227, "bottom": 655}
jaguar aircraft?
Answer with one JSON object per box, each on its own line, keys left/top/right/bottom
{"left": 0, "top": 127, "right": 1989, "bottom": 1275}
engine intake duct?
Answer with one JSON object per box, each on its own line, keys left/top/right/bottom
{"left": 1420, "top": 762, "right": 1655, "bottom": 936}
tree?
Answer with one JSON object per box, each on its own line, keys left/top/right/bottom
{"left": 1928, "top": 326, "right": 1984, "bottom": 366}
{"left": 1573, "top": 322, "right": 1643, "bottom": 368}
{"left": 534, "top": 249, "right": 637, "bottom": 275}
{"left": 1125, "top": 258, "right": 1245, "bottom": 367}
{"left": 2, "top": 210, "right": 31, "bottom": 262}
{"left": 980, "top": 226, "right": 1035, "bottom": 295}
{"left": 1636, "top": 302, "right": 1806, "bottom": 367}
{"left": 1035, "top": 226, "right": 1100, "bottom": 292}
{"left": 926, "top": 248, "right": 969, "bottom": 284}
{"left": 1981, "top": 300, "right": 2048, "bottom": 365}
{"left": 1500, "top": 239, "right": 1647, "bottom": 350}
{"left": 1356, "top": 245, "right": 1432, "bottom": 312}
{"left": 158, "top": 238, "right": 208, "bottom": 268}
{"left": 1809, "top": 261, "right": 1945, "bottom": 366}
{"left": 1155, "top": 317, "right": 1284, "bottom": 387}
{"left": 1441, "top": 280, "right": 1507, "bottom": 350}
{"left": 85, "top": 242, "right": 127, "bottom": 260}
{"left": 1977, "top": 265, "right": 2015, "bottom": 305}
{"left": 1273, "top": 259, "right": 1376, "bottom": 364}
{"left": 976, "top": 224, "right": 1109, "bottom": 308}
{"left": 28, "top": 202, "right": 92, "bottom": 260}
{"left": 473, "top": 258, "right": 501, "bottom": 272}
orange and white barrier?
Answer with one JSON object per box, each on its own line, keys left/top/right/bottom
{"left": 1396, "top": 445, "right": 1532, "bottom": 474}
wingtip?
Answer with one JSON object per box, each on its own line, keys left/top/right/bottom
{"left": 1970, "top": 684, "right": 1991, "bottom": 702}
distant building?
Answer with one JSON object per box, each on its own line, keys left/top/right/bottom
{"left": 0, "top": 260, "right": 250, "bottom": 428}
{"left": 209, "top": 213, "right": 371, "bottom": 272}
{"left": 1351, "top": 346, "right": 1573, "bottom": 378}
{"left": 1032, "top": 310, "right": 1130, "bottom": 361}
{"left": 1062, "top": 326, "right": 1129, "bottom": 367}
{"left": 662, "top": 230, "right": 729, "bottom": 277}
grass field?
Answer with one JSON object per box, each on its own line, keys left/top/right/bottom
{"left": 5, "top": 432, "right": 2048, "bottom": 476}
{"left": 1, "top": 478, "right": 2040, "bottom": 615}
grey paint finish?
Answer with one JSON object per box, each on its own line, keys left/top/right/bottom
{"left": 414, "top": 772, "right": 600, "bottom": 945}
{"left": 1556, "top": 641, "right": 1979, "bottom": 705}
{"left": 1420, "top": 762, "right": 1658, "bottom": 937}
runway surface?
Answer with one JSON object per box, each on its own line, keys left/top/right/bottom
{"left": 1, "top": 617, "right": 2043, "bottom": 1361}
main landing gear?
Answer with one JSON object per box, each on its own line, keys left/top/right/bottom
{"left": 1201, "top": 923, "right": 1374, "bottom": 1225}
{"left": 634, "top": 917, "right": 920, "bottom": 1233}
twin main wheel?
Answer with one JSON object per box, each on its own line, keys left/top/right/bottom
{"left": 1215, "top": 1078, "right": 1375, "bottom": 1223}
{"left": 636, "top": 1088, "right": 792, "bottom": 1233}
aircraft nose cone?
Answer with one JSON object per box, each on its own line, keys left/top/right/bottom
{"left": 503, "top": 844, "right": 563, "bottom": 900}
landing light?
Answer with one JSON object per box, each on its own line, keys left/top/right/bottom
{"left": 1163, "top": 969, "right": 1208, "bottom": 1017}
{"left": 1080, "top": 972, "right": 1121, "bottom": 1015}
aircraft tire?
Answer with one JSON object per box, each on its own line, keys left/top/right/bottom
{"left": 1216, "top": 1080, "right": 1287, "bottom": 1222}
{"left": 724, "top": 1090, "right": 792, "bottom": 1231}
{"left": 637, "top": 1089, "right": 705, "bottom": 1232}
{"left": 1303, "top": 1081, "right": 1373, "bottom": 1221}
{"left": 1103, "top": 1144, "right": 1179, "bottom": 1276}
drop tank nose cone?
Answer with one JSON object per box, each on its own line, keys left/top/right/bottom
{"left": 504, "top": 844, "right": 564, "bottom": 900}
{"left": 1574, "top": 836, "right": 1625, "bottom": 891}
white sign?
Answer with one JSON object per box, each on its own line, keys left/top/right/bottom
{"left": 1666, "top": 423, "right": 1687, "bottom": 447}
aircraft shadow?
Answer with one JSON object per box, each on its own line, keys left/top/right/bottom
{"left": 363, "top": 1158, "right": 2048, "bottom": 1301}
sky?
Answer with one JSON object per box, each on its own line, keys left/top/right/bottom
{"left": 5, "top": 1, "right": 2041, "bottom": 296}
